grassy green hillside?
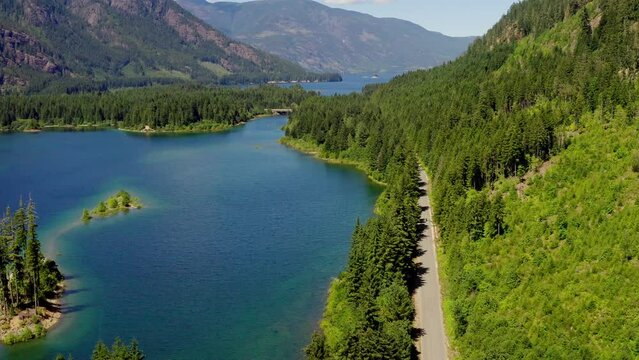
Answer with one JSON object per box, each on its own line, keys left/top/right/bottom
{"left": 286, "top": 0, "right": 639, "bottom": 358}
{"left": 454, "top": 110, "right": 639, "bottom": 359}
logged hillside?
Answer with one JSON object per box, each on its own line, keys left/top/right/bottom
{"left": 177, "top": 0, "right": 474, "bottom": 74}
{"left": 0, "top": 0, "right": 338, "bottom": 93}
{"left": 286, "top": 0, "right": 639, "bottom": 358}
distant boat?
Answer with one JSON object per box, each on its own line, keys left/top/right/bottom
{"left": 372, "top": 74, "right": 379, "bottom": 79}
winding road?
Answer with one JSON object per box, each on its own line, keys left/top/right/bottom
{"left": 415, "top": 169, "right": 449, "bottom": 360}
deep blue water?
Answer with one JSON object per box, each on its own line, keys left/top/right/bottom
{"left": 281, "top": 73, "right": 400, "bottom": 95}
{"left": 0, "top": 116, "right": 382, "bottom": 359}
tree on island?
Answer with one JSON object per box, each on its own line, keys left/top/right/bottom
{"left": 0, "top": 207, "right": 12, "bottom": 314}
{"left": 118, "top": 191, "right": 131, "bottom": 207}
{"left": 0, "top": 197, "right": 64, "bottom": 334}
{"left": 8, "top": 199, "right": 27, "bottom": 309}
{"left": 25, "top": 198, "right": 41, "bottom": 311}
{"left": 108, "top": 197, "right": 119, "bottom": 210}
{"left": 83, "top": 191, "right": 142, "bottom": 222}
{"left": 82, "top": 209, "right": 92, "bottom": 222}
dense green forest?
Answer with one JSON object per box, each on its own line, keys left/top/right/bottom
{"left": 15, "top": 72, "right": 341, "bottom": 96}
{"left": 0, "top": 85, "right": 314, "bottom": 132}
{"left": 287, "top": 0, "right": 639, "bottom": 358}
{"left": 305, "top": 150, "right": 421, "bottom": 359}
{"left": 0, "top": 198, "right": 64, "bottom": 344}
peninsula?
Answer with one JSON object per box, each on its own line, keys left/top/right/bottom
{"left": 0, "top": 85, "right": 313, "bottom": 134}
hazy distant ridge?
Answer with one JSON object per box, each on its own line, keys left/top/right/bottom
{"left": 176, "top": 0, "right": 475, "bottom": 73}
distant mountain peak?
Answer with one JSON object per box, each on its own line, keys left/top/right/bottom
{"left": 176, "top": 0, "right": 475, "bottom": 73}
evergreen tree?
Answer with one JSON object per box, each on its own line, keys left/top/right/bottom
{"left": 59, "top": 338, "right": 144, "bottom": 360}
{"left": 25, "top": 198, "right": 41, "bottom": 310}
{"left": 91, "top": 341, "right": 110, "bottom": 360}
{"left": 90, "top": 338, "right": 145, "bottom": 360}
{"left": 0, "top": 197, "right": 63, "bottom": 322}
{"left": 11, "top": 200, "right": 26, "bottom": 307}
{"left": 0, "top": 207, "right": 11, "bottom": 313}
{"left": 118, "top": 191, "right": 131, "bottom": 207}
{"left": 108, "top": 197, "right": 118, "bottom": 209}
{"left": 305, "top": 331, "right": 328, "bottom": 360}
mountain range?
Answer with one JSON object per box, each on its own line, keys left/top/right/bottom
{"left": 0, "top": 0, "right": 336, "bottom": 92}
{"left": 176, "top": 0, "right": 476, "bottom": 74}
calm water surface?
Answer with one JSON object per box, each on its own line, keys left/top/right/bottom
{"left": 281, "top": 73, "right": 400, "bottom": 95}
{"left": 0, "top": 113, "right": 382, "bottom": 359}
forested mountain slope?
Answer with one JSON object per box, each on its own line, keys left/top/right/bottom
{"left": 176, "top": 0, "right": 474, "bottom": 73}
{"left": 286, "top": 0, "right": 639, "bottom": 358}
{"left": 0, "top": 0, "right": 337, "bottom": 93}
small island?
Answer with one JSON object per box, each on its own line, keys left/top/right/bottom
{"left": 82, "top": 191, "right": 142, "bottom": 222}
{"left": 0, "top": 198, "right": 65, "bottom": 345}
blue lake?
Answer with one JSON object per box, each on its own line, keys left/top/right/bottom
{"left": 281, "top": 73, "right": 400, "bottom": 95}
{"left": 0, "top": 115, "right": 382, "bottom": 359}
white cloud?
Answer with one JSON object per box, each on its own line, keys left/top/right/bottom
{"left": 323, "top": 0, "right": 393, "bottom": 5}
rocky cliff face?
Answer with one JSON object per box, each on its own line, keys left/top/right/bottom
{"left": 0, "top": 29, "right": 61, "bottom": 73}
{"left": 20, "top": 0, "right": 56, "bottom": 26}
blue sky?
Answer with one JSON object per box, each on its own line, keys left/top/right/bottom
{"left": 209, "top": 0, "right": 519, "bottom": 37}
{"left": 324, "top": 0, "right": 519, "bottom": 37}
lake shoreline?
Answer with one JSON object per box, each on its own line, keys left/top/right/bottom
{"left": 117, "top": 125, "right": 233, "bottom": 135}
{"left": 0, "top": 90, "right": 381, "bottom": 358}
{"left": 0, "top": 280, "right": 65, "bottom": 345}
{"left": 3, "top": 113, "right": 279, "bottom": 135}
{"left": 117, "top": 113, "right": 276, "bottom": 134}
{"left": 279, "top": 136, "right": 387, "bottom": 186}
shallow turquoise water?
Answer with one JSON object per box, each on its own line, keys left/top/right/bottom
{"left": 0, "top": 116, "right": 381, "bottom": 359}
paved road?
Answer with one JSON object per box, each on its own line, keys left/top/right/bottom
{"left": 415, "top": 169, "right": 449, "bottom": 360}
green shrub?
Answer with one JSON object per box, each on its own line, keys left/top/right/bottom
{"left": 4, "top": 327, "right": 35, "bottom": 345}
{"left": 108, "top": 197, "right": 119, "bottom": 209}
{"left": 82, "top": 209, "right": 92, "bottom": 222}
{"left": 118, "top": 191, "right": 131, "bottom": 207}
{"left": 33, "top": 323, "right": 46, "bottom": 338}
